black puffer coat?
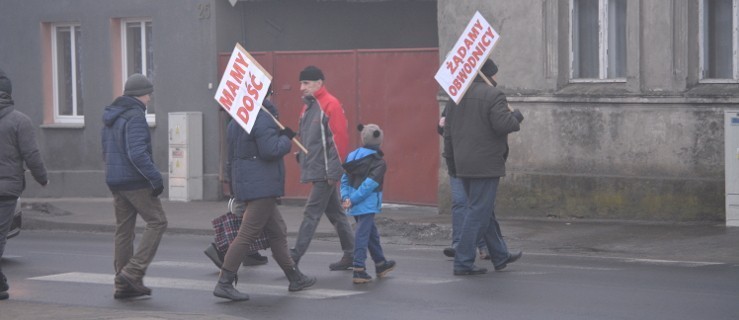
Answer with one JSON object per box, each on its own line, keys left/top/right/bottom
{"left": 443, "top": 79, "right": 523, "bottom": 178}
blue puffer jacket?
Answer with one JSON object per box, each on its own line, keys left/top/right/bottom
{"left": 101, "top": 96, "right": 162, "bottom": 191}
{"left": 226, "top": 101, "right": 292, "bottom": 201}
{"left": 340, "top": 147, "right": 386, "bottom": 216}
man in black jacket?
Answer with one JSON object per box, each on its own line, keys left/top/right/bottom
{"left": 443, "top": 59, "right": 524, "bottom": 275}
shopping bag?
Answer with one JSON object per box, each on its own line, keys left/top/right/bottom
{"left": 211, "top": 198, "right": 270, "bottom": 254}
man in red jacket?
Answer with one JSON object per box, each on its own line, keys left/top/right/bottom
{"left": 291, "top": 66, "right": 355, "bottom": 271}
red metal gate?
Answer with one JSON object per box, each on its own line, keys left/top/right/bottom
{"left": 218, "top": 48, "right": 439, "bottom": 205}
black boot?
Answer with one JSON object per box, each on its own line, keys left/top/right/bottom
{"left": 213, "top": 269, "right": 250, "bottom": 301}
{"left": 204, "top": 243, "right": 224, "bottom": 269}
{"left": 283, "top": 266, "right": 316, "bottom": 292}
{"left": 0, "top": 270, "right": 8, "bottom": 300}
{"left": 242, "top": 252, "right": 268, "bottom": 266}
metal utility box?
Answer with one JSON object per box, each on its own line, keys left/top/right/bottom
{"left": 168, "top": 112, "right": 203, "bottom": 201}
{"left": 725, "top": 110, "right": 739, "bottom": 227}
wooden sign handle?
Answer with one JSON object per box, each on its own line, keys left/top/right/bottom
{"left": 260, "top": 105, "right": 309, "bottom": 154}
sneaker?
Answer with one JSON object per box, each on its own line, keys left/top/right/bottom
{"left": 0, "top": 291, "right": 7, "bottom": 300}
{"left": 375, "top": 260, "right": 396, "bottom": 278}
{"left": 453, "top": 265, "right": 488, "bottom": 276}
{"left": 352, "top": 268, "right": 372, "bottom": 284}
{"left": 494, "top": 251, "right": 523, "bottom": 271}
{"left": 443, "top": 247, "right": 456, "bottom": 257}
{"left": 329, "top": 255, "right": 353, "bottom": 271}
{"left": 242, "top": 252, "right": 268, "bottom": 266}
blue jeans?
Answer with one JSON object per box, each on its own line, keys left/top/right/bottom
{"left": 450, "top": 177, "right": 486, "bottom": 251}
{"left": 0, "top": 199, "right": 17, "bottom": 260}
{"left": 352, "top": 213, "right": 386, "bottom": 268}
{"left": 454, "top": 178, "right": 510, "bottom": 270}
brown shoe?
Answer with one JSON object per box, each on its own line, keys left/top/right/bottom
{"left": 114, "top": 289, "right": 147, "bottom": 299}
{"left": 329, "top": 255, "right": 353, "bottom": 271}
{"left": 115, "top": 271, "right": 151, "bottom": 296}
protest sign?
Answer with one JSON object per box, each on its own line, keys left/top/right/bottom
{"left": 214, "top": 43, "right": 307, "bottom": 153}
{"left": 215, "top": 43, "right": 272, "bottom": 134}
{"left": 435, "top": 11, "right": 500, "bottom": 104}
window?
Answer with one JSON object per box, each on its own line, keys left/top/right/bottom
{"left": 571, "top": 0, "right": 627, "bottom": 81}
{"left": 701, "top": 0, "right": 739, "bottom": 82}
{"left": 52, "top": 24, "right": 83, "bottom": 123}
{"left": 122, "top": 20, "right": 155, "bottom": 117}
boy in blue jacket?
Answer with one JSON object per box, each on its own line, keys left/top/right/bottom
{"left": 341, "top": 124, "right": 396, "bottom": 284}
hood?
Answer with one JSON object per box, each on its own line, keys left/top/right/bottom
{"left": 102, "top": 96, "right": 145, "bottom": 127}
{"left": 342, "top": 147, "right": 383, "bottom": 175}
{"left": 0, "top": 91, "right": 14, "bottom": 119}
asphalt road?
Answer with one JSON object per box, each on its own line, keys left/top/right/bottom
{"left": 1, "top": 230, "right": 738, "bottom": 320}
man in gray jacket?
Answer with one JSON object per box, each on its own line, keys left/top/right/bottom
{"left": 291, "top": 66, "right": 355, "bottom": 270}
{"left": 0, "top": 68, "right": 48, "bottom": 300}
{"left": 443, "top": 59, "right": 524, "bottom": 276}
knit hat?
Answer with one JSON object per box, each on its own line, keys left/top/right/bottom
{"left": 358, "top": 123, "right": 383, "bottom": 147}
{"left": 299, "top": 66, "right": 325, "bottom": 81}
{"left": 480, "top": 59, "right": 498, "bottom": 77}
{"left": 124, "top": 73, "right": 154, "bottom": 96}
{"left": 0, "top": 68, "right": 12, "bottom": 95}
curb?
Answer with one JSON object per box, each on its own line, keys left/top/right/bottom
{"left": 21, "top": 215, "right": 348, "bottom": 239}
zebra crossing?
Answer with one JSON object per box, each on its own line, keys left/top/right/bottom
{"left": 27, "top": 257, "right": 463, "bottom": 300}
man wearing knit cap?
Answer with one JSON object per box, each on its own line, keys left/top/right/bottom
{"left": 0, "top": 68, "right": 48, "bottom": 300}
{"left": 443, "top": 59, "right": 524, "bottom": 276}
{"left": 291, "top": 65, "right": 355, "bottom": 271}
{"left": 102, "top": 73, "right": 167, "bottom": 299}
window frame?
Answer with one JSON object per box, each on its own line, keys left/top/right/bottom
{"left": 121, "top": 18, "right": 155, "bottom": 122}
{"left": 699, "top": 0, "right": 739, "bottom": 83}
{"left": 569, "top": 0, "right": 627, "bottom": 83}
{"left": 51, "top": 23, "right": 83, "bottom": 124}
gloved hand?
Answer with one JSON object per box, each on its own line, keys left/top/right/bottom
{"left": 280, "top": 127, "right": 296, "bottom": 140}
{"left": 445, "top": 158, "right": 457, "bottom": 178}
{"left": 512, "top": 110, "right": 524, "bottom": 123}
{"left": 152, "top": 185, "right": 164, "bottom": 197}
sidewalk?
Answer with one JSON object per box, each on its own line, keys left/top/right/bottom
{"left": 20, "top": 197, "right": 739, "bottom": 265}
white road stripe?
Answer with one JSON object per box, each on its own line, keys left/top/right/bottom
{"left": 392, "top": 276, "right": 460, "bottom": 285}
{"left": 29, "top": 272, "right": 364, "bottom": 299}
{"left": 531, "top": 252, "right": 724, "bottom": 267}
{"left": 149, "top": 261, "right": 463, "bottom": 285}
{"left": 151, "top": 261, "right": 215, "bottom": 269}
{"left": 523, "top": 263, "right": 622, "bottom": 271}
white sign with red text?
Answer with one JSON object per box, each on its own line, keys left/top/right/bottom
{"left": 435, "top": 11, "right": 500, "bottom": 104}
{"left": 214, "top": 43, "right": 272, "bottom": 133}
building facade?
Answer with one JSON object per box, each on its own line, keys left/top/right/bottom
{"left": 437, "top": 0, "right": 738, "bottom": 221}
{"left": 0, "top": 0, "right": 438, "bottom": 201}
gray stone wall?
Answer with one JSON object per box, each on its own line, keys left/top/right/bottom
{"left": 437, "top": 0, "right": 738, "bottom": 221}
